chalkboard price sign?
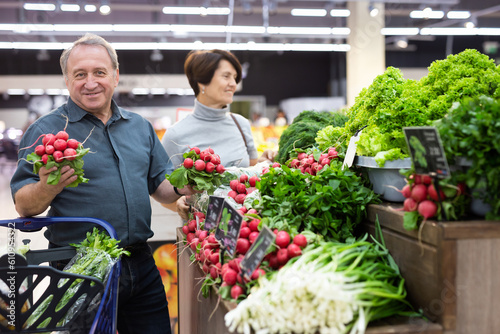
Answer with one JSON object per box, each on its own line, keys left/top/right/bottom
{"left": 214, "top": 201, "right": 244, "bottom": 258}
{"left": 403, "top": 126, "right": 450, "bottom": 178}
{"left": 204, "top": 196, "right": 225, "bottom": 230}
{"left": 240, "top": 226, "right": 276, "bottom": 280}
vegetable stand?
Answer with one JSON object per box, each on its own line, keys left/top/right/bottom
{"left": 176, "top": 228, "right": 443, "bottom": 334}
{"left": 0, "top": 216, "right": 121, "bottom": 333}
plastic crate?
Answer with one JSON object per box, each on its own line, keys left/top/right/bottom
{"left": 0, "top": 216, "right": 121, "bottom": 334}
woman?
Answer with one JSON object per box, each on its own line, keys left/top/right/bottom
{"left": 162, "top": 49, "right": 275, "bottom": 219}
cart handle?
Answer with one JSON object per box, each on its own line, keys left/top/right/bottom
{"left": 0, "top": 216, "right": 118, "bottom": 240}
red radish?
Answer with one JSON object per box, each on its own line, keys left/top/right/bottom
{"left": 327, "top": 147, "right": 338, "bottom": 159}
{"left": 200, "top": 149, "right": 212, "bottom": 161}
{"left": 208, "top": 147, "right": 214, "bottom": 154}
{"left": 411, "top": 184, "right": 428, "bottom": 203}
{"left": 210, "top": 265, "right": 219, "bottom": 279}
{"left": 321, "top": 158, "right": 331, "bottom": 166}
{"left": 401, "top": 184, "right": 411, "bottom": 198}
{"left": 42, "top": 134, "right": 56, "bottom": 146}
{"left": 247, "top": 208, "right": 258, "bottom": 215}
{"left": 290, "top": 159, "right": 300, "bottom": 168}
{"left": 236, "top": 183, "right": 247, "bottom": 194}
{"left": 239, "top": 226, "right": 251, "bottom": 239}
{"left": 188, "top": 220, "right": 197, "bottom": 232}
{"left": 241, "top": 221, "right": 247, "bottom": 228}
{"left": 403, "top": 197, "right": 418, "bottom": 212}
{"left": 53, "top": 139, "right": 67, "bottom": 151}
{"left": 45, "top": 145, "right": 55, "bottom": 155}
{"left": 305, "top": 167, "right": 312, "bottom": 175}
{"left": 236, "top": 238, "right": 250, "bottom": 255}
{"left": 418, "top": 200, "right": 437, "bottom": 219}
{"left": 235, "top": 194, "right": 246, "bottom": 204}
{"left": 190, "top": 146, "right": 201, "bottom": 154}
{"left": 66, "top": 139, "right": 79, "bottom": 150}
{"left": 228, "top": 190, "right": 238, "bottom": 199}
{"left": 410, "top": 174, "right": 422, "bottom": 184}
{"left": 210, "top": 154, "right": 221, "bottom": 165}
{"left": 275, "top": 230, "right": 291, "bottom": 248}
{"left": 193, "top": 211, "right": 205, "bottom": 220}
{"left": 297, "top": 152, "right": 307, "bottom": 160}
{"left": 198, "top": 230, "right": 208, "bottom": 242}
{"left": 221, "top": 263, "right": 230, "bottom": 277}
{"left": 223, "top": 269, "right": 238, "bottom": 285}
{"left": 293, "top": 234, "right": 307, "bottom": 248}
{"left": 53, "top": 150, "right": 64, "bottom": 163}
{"left": 231, "top": 285, "right": 245, "bottom": 300}
{"left": 202, "top": 263, "right": 210, "bottom": 274}
{"left": 210, "top": 252, "right": 220, "bottom": 265}
{"left": 428, "top": 184, "right": 446, "bottom": 202}
{"left": 215, "top": 164, "right": 225, "bottom": 174}
{"left": 207, "top": 234, "right": 217, "bottom": 246}
{"left": 268, "top": 253, "right": 280, "bottom": 269}
{"left": 228, "top": 258, "right": 241, "bottom": 273}
{"left": 194, "top": 159, "right": 206, "bottom": 171}
{"left": 287, "top": 243, "right": 302, "bottom": 258}
{"left": 190, "top": 238, "right": 199, "bottom": 251}
{"left": 251, "top": 268, "right": 265, "bottom": 280}
{"left": 55, "top": 131, "right": 69, "bottom": 141}
{"left": 41, "top": 154, "right": 49, "bottom": 164}
{"left": 183, "top": 158, "right": 194, "bottom": 169}
{"left": 422, "top": 175, "right": 432, "bottom": 185}
{"left": 63, "top": 148, "right": 77, "bottom": 161}
{"left": 186, "top": 232, "right": 195, "bottom": 244}
{"left": 272, "top": 162, "right": 281, "bottom": 168}
{"left": 249, "top": 175, "right": 260, "bottom": 187}
{"left": 182, "top": 225, "right": 189, "bottom": 235}
{"left": 248, "top": 219, "right": 260, "bottom": 232}
{"left": 230, "top": 180, "right": 240, "bottom": 191}
{"left": 248, "top": 231, "right": 259, "bottom": 244}
{"left": 35, "top": 145, "right": 45, "bottom": 156}
{"left": 239, "top": 174, "right": 249, "bottom": 183}
{"left": 239, "top": 206, "right": 248, "bottom": 214}
{"left": 276, "top": 248, "right": 289, "bottom": 265}
{"left": 205, "top": 162, "right": 215, "bottom": 173}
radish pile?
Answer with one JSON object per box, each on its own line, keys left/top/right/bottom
{"left": 227, "top": 174, "right": 260, "bottom": 205}
{"left": 166, "top": 146, "right": 225, "bottom": 194}
{"left": 180, "top": 208, "right": 309, "bottom": 302}
{"left": 26, "top": 130, "right": 90, "bottom": 187}
{"left": 400, "top": 173, "right": 467, "bottom": 230}
{"left": 287, "top": 147, "right": 339, "bottom": 175}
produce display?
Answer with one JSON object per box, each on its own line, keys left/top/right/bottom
{"left": 175, "top": 48, "right": 500, "bottom": 334}
{"left": 25, "top": 129, "right": 90, "bottom": 187}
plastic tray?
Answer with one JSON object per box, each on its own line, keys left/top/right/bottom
{"left": 0, "top": 216, "right": 121, "bottom": 334}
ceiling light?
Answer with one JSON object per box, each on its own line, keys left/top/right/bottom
{"left": 420, "top": 27, "right": 477, "bottom": 35}
{"left": 447, "top": 11, "right": 471, "bottom": 19}
{"left": 84, "top": 4, "right": 97, "bottom": 12}
{"left": 368, "top": 5, "right": 379, "bottom": 17}
{"left": 53, "top": 24, "right": 114, "bottom": 31}
{"left": 60, "top": 4, "right": 80, "bottom": 12}
{"left": 162, "top": 6, "right": 230, "bottom": 15}
{"left": 396, "top": 38, "right": 408, "bottom": 48}
{"left": 330, "top": 9, "right": 350, "bottom": 17}
{"left": 7, "top": 89, "right": 26, "bottom": 95}
{"left": 267, "top": 27, "right": 332, "bottom": 35}
{"left": 99, "top": 5, "right": 111, "bottom": 15}
{"left": 410, "top": 8, "right": 444, "bottom": 19}
{"left": 381, "top": 27, "right": 419, "bottom": 35}
{"left": 23, "top": 3, "right": 56, "bottom": 11}
{"left": 27, "top": 89, "right": 45, "bottom": 95}
{"left": 291, "top": 8, "right": 327, "bottom": 17}
{"left": 464, "top": 17, "right": 477, "bottom": 29}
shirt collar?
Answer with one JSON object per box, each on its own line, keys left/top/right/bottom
{"left": 66, "top": 97, "right": 131, "bottom": 122}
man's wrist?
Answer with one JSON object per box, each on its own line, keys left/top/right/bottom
{"left": 173, "top": 186, "right": 183, "bottom": 197}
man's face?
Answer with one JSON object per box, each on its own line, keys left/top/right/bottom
{"left": 64, "top": 44, "right": 119, "bottom": 116}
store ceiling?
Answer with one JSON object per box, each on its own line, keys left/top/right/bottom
{"left": 0, "top": 0, "right": 499, "bottom": 52}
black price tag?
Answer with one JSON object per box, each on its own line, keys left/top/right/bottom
{"left": 204, "top": 196, "right": 225, "bottom": 230}
{"left": 214, "top": 201, "right": 244, "bottom": 258}
{"left": 403, "top": 126, "right": 450, "bottom": 178}
{"left": 240, "top": 226, "right": 276, "bottom": 280}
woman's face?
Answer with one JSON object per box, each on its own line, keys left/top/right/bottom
{"left": 198, "top": 59, "right": 238, "bottom": 109}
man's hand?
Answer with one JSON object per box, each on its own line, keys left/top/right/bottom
{"left": 39, "top": 165, "right": 78, "bottom": 194}
{"left": 176, "top": 196, "right": 191, "bottom": 221}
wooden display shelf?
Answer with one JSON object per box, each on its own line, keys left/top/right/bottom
{"left": 361, "top": 203, "right": 500, "bottom": 334}
{"left": 176, "top": 228, "right": 442, "bottom": 334}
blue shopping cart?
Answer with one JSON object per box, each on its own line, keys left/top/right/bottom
{"left": 0, "top": 216, "right": 121, "bottom": 334}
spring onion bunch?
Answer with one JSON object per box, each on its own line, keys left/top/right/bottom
{"left": 225, "top": 232, "right": 417, "bottom": 334}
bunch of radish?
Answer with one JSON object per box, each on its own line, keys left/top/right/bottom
{"left": 261, "top": 162, "right": 281, "bottom": 175}
{"left": 287, "top": 147, "right": 339, "bottom": 176}
{"left": 26, "top": 130, "right": 90, "bottom": 187}
{"left": 264, "top": 230, "right": 308, "bottom": 269}
{"left": 400, "top": 173, "right": 467, "bottom": 229}
{"left": 166, "top": 146, "right": 226, "bottom": 194}
{"left": 228, "top": 174, "right": 260, "bottom": 205}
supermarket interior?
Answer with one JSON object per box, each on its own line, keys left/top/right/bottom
{"left": 1, "top": 0, "right": 500, "bottom": 333}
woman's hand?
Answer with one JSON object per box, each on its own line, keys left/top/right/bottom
{"left": 257, "top": 149, "right": 278, "bottom": 163}
{"left": 176, "top": 196, "right": 191, "bottom": 221}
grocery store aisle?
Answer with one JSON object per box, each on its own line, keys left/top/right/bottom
{"left": 0, "top": 157, "right": 182, "bottom": 252}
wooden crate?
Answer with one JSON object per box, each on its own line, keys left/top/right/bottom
{"left": 361, "top": 203, "right": 500, "bottom": 334}
{"left": 176, "top": 228, "right": 442, "bottom": 334}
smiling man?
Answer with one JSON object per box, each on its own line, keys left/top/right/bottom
{"left": 10, "top": 33, "right": 194, "bottom": 334}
